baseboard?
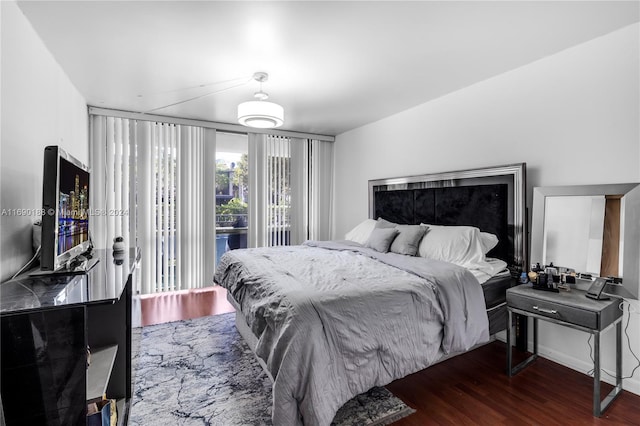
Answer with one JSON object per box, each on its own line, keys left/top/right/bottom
{"left": 496, "top": 335, "right": 640, "bottom": 396}
{"left": 537, "top": 343, "right": 640, "bottom": 396}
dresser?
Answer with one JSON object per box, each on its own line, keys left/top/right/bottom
{"left": 505, "top": 285, "right": 623, "bottom": 416}
{"left": 0, "top": 248, "right": 139, "bottom": 426}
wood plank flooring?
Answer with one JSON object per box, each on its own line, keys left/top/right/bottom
{"left": 139, "top": 286, "right": 640, "bottom": 424}
{"left": 387, "top": 342, "right": 640, "bottom": 425}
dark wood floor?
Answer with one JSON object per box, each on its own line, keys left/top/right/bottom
{"left": 387, "top": 343, "right": 640, "bottom": 425}
{"left": 140, "top": 286, "right": 640, "bottom": 425}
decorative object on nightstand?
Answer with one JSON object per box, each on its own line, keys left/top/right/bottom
{"left": 113, "top": 236, "right": 125, "bottom": 252}
{"left": 586, "top": 277, "right": 610, "bottom": 300}
{"left": 528, "top": 263, "right": 577, "bottom": 292}
{"left": 505, "top": 285, "right": 623, "bottom": 416}
{"left": 113, "top": 237, "right": 126, "bottom": 265}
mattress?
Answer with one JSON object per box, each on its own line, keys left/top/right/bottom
{"left": 229, "top": 271, "right": 512, "bottom": 362}
{"left": 482, "top": 270, "right": 513, "bottom": 335}
{"left": 229, "top": 270, "right": 513, "bottom": 348}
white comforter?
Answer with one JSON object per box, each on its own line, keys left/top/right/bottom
{"left": 214, "top": 240, "right": 489, "bottom": 426}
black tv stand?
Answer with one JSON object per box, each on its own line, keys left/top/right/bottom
{"left": 1, "top": 248, "right": 140, "bottom": 426}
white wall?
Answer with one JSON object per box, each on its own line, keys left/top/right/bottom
{"left": 0, "top": 1, "right": 88, "bottom": 282}
{"left": 334, "top": 24, "right": 640, "bottom": 394}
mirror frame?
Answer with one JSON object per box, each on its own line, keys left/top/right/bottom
{"left": 531, "top": 183, "right": 640, "bottom": 300}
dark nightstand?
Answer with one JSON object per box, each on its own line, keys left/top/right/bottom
{"left": 505, "top": 285, "right": 623, "bottom": 417}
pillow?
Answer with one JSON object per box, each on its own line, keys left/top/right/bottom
{"left": 344, "top": 219, "right": 377, "bottom": 245}
{"left": 365, "top": 227, "right": 400, "bottom": 253}
{"left": 375, "top": 217, "right": 397, "bottom": 229}
{"left": 479, "top": 232, "right": 499, "bottom": 254}
{"left": 390, "top": 224, "right": 428, "bottom": 256}
{"left": 418, "top": 224, "right": 486, "bottom": 266}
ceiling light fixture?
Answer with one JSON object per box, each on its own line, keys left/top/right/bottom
{"left": 237, "top": 72, "right": 284, "bottom": 129}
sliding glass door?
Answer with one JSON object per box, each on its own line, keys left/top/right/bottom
{"left": 215, "top": 132, "right": 249, "bottom": 266}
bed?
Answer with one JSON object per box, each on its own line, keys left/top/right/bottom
{"left": 214, "top": 163, "right": 527, "bottom": 426}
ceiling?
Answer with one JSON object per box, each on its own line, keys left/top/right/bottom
{"left": 17, "top": 1, "right": 640, "bottom": 136}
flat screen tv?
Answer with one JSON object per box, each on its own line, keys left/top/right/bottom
{"left": 40, "top": 146, "right": 92, "bottom": 271}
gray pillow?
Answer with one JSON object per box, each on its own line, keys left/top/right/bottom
{"left": 390, "top": 224, "right": 428, "bottom": 256}
{"left": 366, "top": 227, "right": 400, "bottom": 253}
{"left": 375, "top": 218, "right": 397, "bottom": 229}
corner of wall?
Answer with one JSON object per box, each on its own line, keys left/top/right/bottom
{"left": 1, "top": 0, "right": 87, "bottom": 281}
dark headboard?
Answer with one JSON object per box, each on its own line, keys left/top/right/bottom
{"left": 369, "top": 163, "right": 527, "bottom": 274}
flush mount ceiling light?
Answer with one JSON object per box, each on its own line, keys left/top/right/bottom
{"left": 237, "top": 72, "right": 284, "bottom": 129}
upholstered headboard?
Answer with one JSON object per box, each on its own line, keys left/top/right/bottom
{"left": 368, "top": 163, "right": 527, "bottom": 274}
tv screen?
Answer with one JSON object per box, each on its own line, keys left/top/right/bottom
{"left": 41, "top": 146, "right": 92, "bottom": 271}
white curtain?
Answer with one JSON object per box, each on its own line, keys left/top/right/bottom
{"left": 90, "top": 114, "right": 215, "bottom": 295}
{"left": 247, "top": 133, "right": 267, "bottom": 248}
{"left": 90, "top": 113, "right": 332, "bottom": 292}
{"left": 137, "top": 122, "right": 216, "bottom": 294}
{"left": 308, "top": 139, "right": 334, "bottom": 240}
{"left": 248, "top": 134, "right": 332, "bottom": 247}
{"left": 176, "top": 127, "right": 216, "bottom": 293}
{"left": 248, "top": 134, "right": 292, "bottom": 247}
{"left": 289, "top": 138, "right": 308, "bottom": 245}
{"left": 89, "top": 116, "right": 135, "bottom": 252}
{"left": 267, "top": 135, "right": 291, "bottom": 247}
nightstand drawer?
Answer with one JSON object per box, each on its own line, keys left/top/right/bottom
{"left": 507, "top": 292, "right": 597, "bottom": 329}
{"left": 506, "top": 286, "right": 622, "bottom": 331}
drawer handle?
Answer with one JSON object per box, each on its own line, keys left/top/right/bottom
{"left": 533, "top": 306, "right": 557, "bottom": 315}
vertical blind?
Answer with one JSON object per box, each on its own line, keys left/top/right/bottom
{"left": 153, "top": 123, "right": 177, "bottom": 292}
{"left": 247, "top": 134, "right": 294, "bottom": 247}
{"left": 248, "top": 134, "right": 333, "bottom": 248}
{"left": 90, "top": 115, "right": 215, "bottom": 295}
{"left": 266, "top": 135, "right": 291, "bottom": 247}
{"left": 91, "top": 113, "right": 332, "bottom": 294}
{"left": 89, "top": 116, "right": 135, "bottom": 252}
{"left": 137, "top": 122, "right": 215, "bottom": 294}
{"left": 289, "top": 138, "right": 308, "bottom": 245}
{"left": 308, "top": 139, "right": 334, "bottom": 241}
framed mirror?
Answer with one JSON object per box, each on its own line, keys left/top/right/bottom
{"left": 531, "top": 183, "right": 640, "bottom": 299}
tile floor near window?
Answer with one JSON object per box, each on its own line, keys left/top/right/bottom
{"left": 133, "top": 286, "right": 235, "bottom": 327}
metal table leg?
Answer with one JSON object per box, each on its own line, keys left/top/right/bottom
{"left": 507, "top": 309, "right": 512, "bottom": 375}
{"left": 594, "top": 320, "right": 623, "bottom": 416}
{"left": 507, "top": 308, "right": 538, "bottom": 376}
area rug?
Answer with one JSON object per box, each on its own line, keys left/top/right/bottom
{"left": 130, "top": 312, "right": 415, "bottom": 426}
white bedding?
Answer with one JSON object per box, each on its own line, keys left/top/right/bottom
{"left": 468, "top": 257, "right": 509, "bottom": 284}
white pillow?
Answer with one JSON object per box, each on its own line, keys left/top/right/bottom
{"left": 479, "top": 232, "right": 499, "bottom": 254}
{"left": 418, "top": 224, "right": 486, "bottom": 267}
{"left": 344, "top": 219, "right": 377, "bottom": 245}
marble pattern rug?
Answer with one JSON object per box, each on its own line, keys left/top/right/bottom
{"left": 130, "top": 312, "right": 415, "bottom": 426}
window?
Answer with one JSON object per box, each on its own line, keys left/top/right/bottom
{"left": 215, "top": 133, "right": 249, "bottom": 265}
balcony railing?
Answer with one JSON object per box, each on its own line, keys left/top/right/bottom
{"left": 214, "top": 212, "right": 291, "bottom": 265}
{"left": 216, "top": 213, "right": 247, "bottom": 229}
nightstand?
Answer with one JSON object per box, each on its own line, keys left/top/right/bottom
{"left": 505, "top": 285, "right": 623, "bottom": 417}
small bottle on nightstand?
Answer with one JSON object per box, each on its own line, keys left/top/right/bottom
{"left": 519, "top": 271, "right": 528, "bottom": 284}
